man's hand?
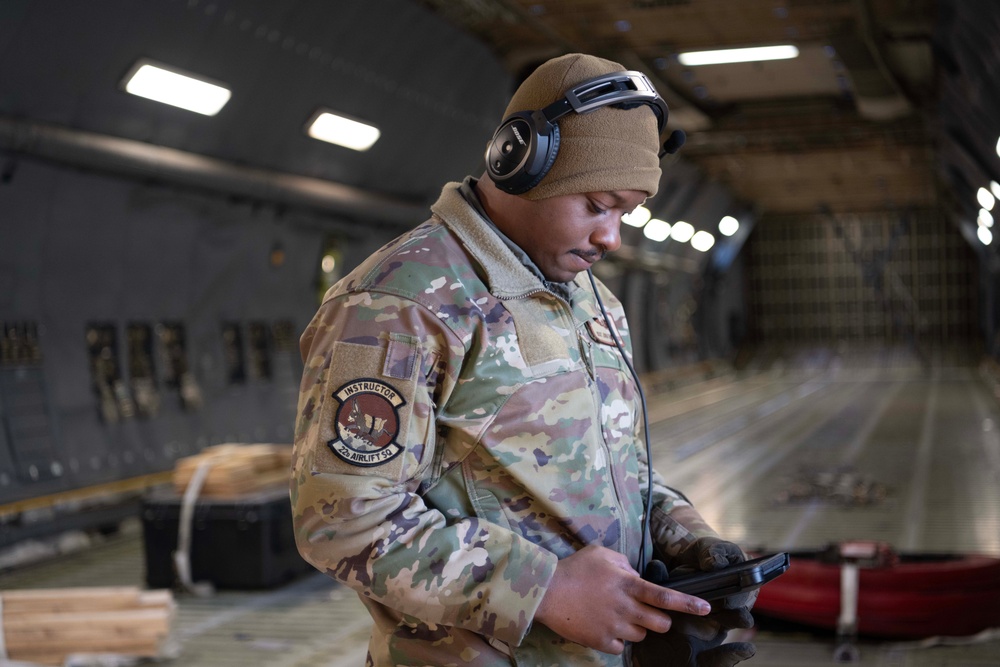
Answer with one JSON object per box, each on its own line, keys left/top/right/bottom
{"left": 534, "top": 545, "right": 711, "bottom": 655}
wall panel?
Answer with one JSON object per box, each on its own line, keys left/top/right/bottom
{"left": 745, "top": 210, "right": 978, "bottom": 348}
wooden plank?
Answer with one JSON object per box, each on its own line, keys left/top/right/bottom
{"left": 4, "top": 606, "right": 171, "bottom": 660}
{"left": 1, "top": 586, "right": 141, "bottom": 612}
{"left": 3, "top": 607, "right": 171, "bottom": 632}
{"left": 7, "top": 629, "right": 169, "bottom": 654}
{"left": 1, "top": 586, "right": 174, "bottom": 662}
{"left": 10, "top": 639, "right": 165, "bottom": 663}
{"left": 138, "top": 589, "right": 175, "bottom": 608}
{"left": 6, "top": 653, "right": 64, "bottom": 666}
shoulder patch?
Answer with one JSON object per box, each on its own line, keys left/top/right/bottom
{"left": 327, "top": 378, "right": 406, "bottom": 467}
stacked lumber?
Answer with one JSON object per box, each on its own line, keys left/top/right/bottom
{"left": 1, "top": 586, "right": 174, "bottom": 665}
{"left": 172, "top": 443, "right": 292, "bottom": 497}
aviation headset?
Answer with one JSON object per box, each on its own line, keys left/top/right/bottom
{"left": 485, "top": 69, "right": 685, "bottom": 195}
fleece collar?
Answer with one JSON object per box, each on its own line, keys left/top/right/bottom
{"left": 430, "top": 179, "right": 550, "bottom": 300}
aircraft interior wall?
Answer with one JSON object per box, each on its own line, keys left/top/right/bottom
{"left": 0, "top": 157, "right": 397, "bottom": 515}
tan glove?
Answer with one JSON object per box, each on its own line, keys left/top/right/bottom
{"left": 674, "top": 536, "right": 747, "bottom": 571}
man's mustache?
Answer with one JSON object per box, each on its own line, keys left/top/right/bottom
{"left": 572, "top": 246, "right": 607, "bottom": 262}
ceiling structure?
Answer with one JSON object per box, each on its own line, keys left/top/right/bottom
{"left": 0, "top": 0, "right": 513, "bottom": 225}
{"left": 417, "top": 0, "right": 941, "bottom": 218}
{"left": 1, "top": 0, "right": 996, "bottom": 266}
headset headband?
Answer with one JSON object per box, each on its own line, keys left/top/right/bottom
{"left": 486, "top": 68, "right": 683, "bottom": 195}
{"left": 539, "top": 70, "right": 669, "bottom": 132}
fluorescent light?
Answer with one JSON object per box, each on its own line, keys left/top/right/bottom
{"left": 718, "top": 215, "right": 739, "bottom": 236}
{"left": 670, "top": 220, "right": 695, "bottom": 243}
{"left": 996, "top": 136, "right": 1000, "bottom": 158}
{"left": 979, "top": 209, "right": 994, "bottom": 228}
{"left": 977, "top": 187, "right": 996, "bottom": 211}
{"left": 122, "top": 60, "right": 231, "bottom": 115}
{"left": 678, "top": 45, "right": 799, "bottom": 66}
{"left": 307, "top": 110, "right": 381, "bottom": 151}
{"left": 623, "top": 205, "right": 652, "bottom": 228}
{"left": 643, "top": 218, "right": 671, "bottom": 242}
{"left": 992, "top": 181, "right": 1000, "bottom": 200}
{"left": 978, "top": 226, "right": 993, "bottom": 245}
{"left": 691, "top": 230, "right": 716, "bottom": 252}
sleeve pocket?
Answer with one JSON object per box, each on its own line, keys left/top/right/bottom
{"left": 311, "top": 339, "right": 425, "bottom": 483}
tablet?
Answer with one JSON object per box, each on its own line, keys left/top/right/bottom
{"left": 665, "top": 552, "right": 790, "bottom": 601}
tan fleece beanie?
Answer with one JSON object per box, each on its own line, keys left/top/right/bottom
{"left": 501, "top": 53, "right": 662, "bottom": 200}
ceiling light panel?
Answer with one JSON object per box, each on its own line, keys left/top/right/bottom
{"left": 670, "top": 220, "right": 695, "bottom": 243}
{"left": 719, "top": 216, "right": 740, "bottom": 236}
{"left": 643, "top": 219, "right": 671, "bottom": 242}
{"left": 691, "top": 230, "right": 715, "bottom": 252}
{"left": 665, "top": 45, "right": 837, "bottom": 103}
{"left": 623, "top": 205, "right": 651, "bottom": 228}
{"left": 977, "top": 187, "right": 995, "bottom": 211}
{"left": 678, "top": 45, "right": 799, "bottom": 66}
{"left": 307, "top": 110, "right": 381, "bottom": 151}
{"left": 978, "top": 226, "right": 993, "bottom": 245}
{"left": 122, "top": 59, "right": 231, "bottom": 115}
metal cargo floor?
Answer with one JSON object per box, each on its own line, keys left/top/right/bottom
{"left": 2, "top": 358, "right": 999, "bottom": 666}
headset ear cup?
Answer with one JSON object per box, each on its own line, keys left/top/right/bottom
{"left": 486, "top": 112, "right": 535, "bottom": 194}
{"left": 486, "top": 112, "right": 560, "bottom": 195}
{"left": 517, "top": 122, "right": 560, "bottom": 194}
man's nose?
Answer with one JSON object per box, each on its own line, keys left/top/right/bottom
{"left": 592, "top": 218, "right": 622, "bottom": 254}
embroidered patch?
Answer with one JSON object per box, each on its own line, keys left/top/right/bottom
{"left": 327, "top": 378, "right": 406, "bottom": 467}
{"left": 586, "top": 317, "right": 619, "bottom": 347}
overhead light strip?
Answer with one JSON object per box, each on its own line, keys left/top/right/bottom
{"left": 976, "top": 183, "right": 996, "bottom": 244}
{"left": 122, "top": 59, "right": 231, "bottom": 116}
{"left": 678, "top": 45, "right": 799, "bottom": 66}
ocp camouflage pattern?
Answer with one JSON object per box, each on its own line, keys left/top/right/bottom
{"left": 291, "top": 180, "right": 719, "bottom": 666}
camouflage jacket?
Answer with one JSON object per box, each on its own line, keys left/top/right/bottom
{"left": 291, "top": 180, "right": 720, "bottom": 667}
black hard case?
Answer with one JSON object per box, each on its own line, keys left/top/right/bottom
{"left": 141, "top": 486, "right": 314, "bottom": 589}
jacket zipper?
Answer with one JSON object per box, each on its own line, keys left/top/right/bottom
{"left": 499, "top": 288, "right": 630, "bottom": 559}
